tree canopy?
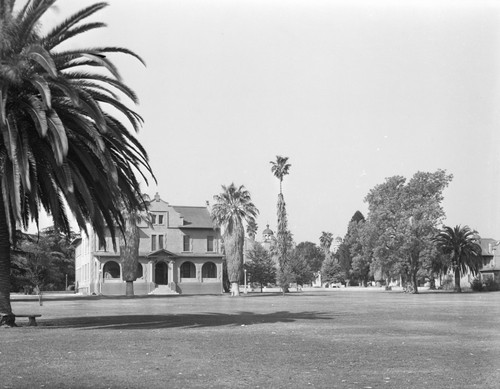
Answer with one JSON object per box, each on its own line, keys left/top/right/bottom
{"left": 0, "top": 0, "right": 154, "bottom": 326}
{"left": 363, "top": 170, "right": 453, "bottom": 292}
{"left": 245, "top": 242, "right": 276, "bottom": 292}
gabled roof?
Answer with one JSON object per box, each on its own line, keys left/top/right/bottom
{"left": 147, "top": 249, "right": 177, "bottom": 257}
{"left": 172, "top": 206, "right": 215, "bottom": 229}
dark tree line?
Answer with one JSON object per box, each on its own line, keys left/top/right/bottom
{"left": 11, "top": 228, "right": 76, "bottom": 293}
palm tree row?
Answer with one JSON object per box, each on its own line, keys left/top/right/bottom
{"left": 0, "top": 0, "right": 154, "bottom": 326}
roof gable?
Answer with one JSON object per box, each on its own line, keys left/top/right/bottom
{"left": 172, "top": 206, "right": 215, "bottom": 229}
{"left": 148, "top": 249, "right": 177, "bottom": 257}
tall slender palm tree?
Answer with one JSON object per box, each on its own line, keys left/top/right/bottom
{"left": 270, "top": 155, "right": 291, "bottom": 195}
{"left": 120, "top": 193, "right": 151, "bottom": 297}
{"left": 212, "top": 183, "right": 258, "bottom": 296}
{"left": 0, "top": 1, "right": 154, "bottom": 326}
{"left": 319, "top": 231, "right": 334, "bottom": 259}
{"left": 270, "top": 155, "right": 292, "bottom": 293}
{"left": 434, "top": 225, "right": 482, "bottom": 292}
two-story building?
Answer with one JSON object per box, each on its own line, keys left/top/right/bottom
{"left": 74, "top": 193, "right": 224, "bottom": 295}
{"left": 479, "top": 238, "right": 500, "bottom": 283}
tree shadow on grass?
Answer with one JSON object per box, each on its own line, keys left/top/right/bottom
{"left": 41, "top": 311, "right": 333, "bottom": 330}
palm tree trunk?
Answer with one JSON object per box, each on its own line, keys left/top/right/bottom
{"left": 0, "top": 195, "right": 15, "bottom": 326}
{"left": 120, "top": 210, "right": 140, "bottom": 297}
{"left": 224, "top": 223, "right": 244, "bottom": 296}
{"left": 454, "top": 268, "right": 462, "bottom": 293}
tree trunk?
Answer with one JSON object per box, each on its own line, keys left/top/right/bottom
{"left": 409, "top": 252, "right": 419, "bottom": 294}
{"left": 120, "top": 209, "right": 140, "bottom": 297}
{"left": 454, "top": 268, "right": 462, "bottom": 293}
{"left": 0, "top": 195, "right": 15, "bottom": 327}
{"left": 429, "top": 276, "right": 436, "bottom": 290}
{"left": 125, "top": 280, "right": 134, "bottom": 297}
{"left": 224, "top": 223, "right": 244, "bottom": 292}
{"left": 411, "top": 269, "right": 419, "bottom": 294}
{"left": 231, "top": 281, "right": 240, "bottom": 296}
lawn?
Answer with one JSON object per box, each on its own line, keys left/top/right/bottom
{"left": 1, "top": 288, "right": 499, "bottom": 389}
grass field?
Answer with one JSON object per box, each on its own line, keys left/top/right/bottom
{"left": 2, "top": 288, "right": 500, "bottom": 389}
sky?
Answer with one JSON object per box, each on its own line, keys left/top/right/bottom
{"left": 37, "top": 0, "right": 500, "bottom": 243}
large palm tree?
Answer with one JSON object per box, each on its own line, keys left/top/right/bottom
{"left": 0, "top": 1, "right": 153, "bottom": 326}
{"left": 434, "top": 225, "right": 482, "bottom": 292}
{"left": 212, "top": 183, "right": 258, "bottom": 296}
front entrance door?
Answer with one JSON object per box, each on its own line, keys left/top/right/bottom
{"left": 155, "top": 262, "right": 168, "bottom": 285}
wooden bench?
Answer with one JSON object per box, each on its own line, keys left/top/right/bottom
{"left": 16, "top": 314, "right": 41, "bottom": 326}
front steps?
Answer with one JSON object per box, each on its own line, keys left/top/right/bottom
{"left": 148, "top": 284, "right": 178, "bottom": 295}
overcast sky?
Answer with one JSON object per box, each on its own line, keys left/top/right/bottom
{"left": 41, "top": 0, "right": 500, "bottom": 243}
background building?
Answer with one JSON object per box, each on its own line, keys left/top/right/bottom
{"left": 74, "top": 193, "right": 223, "bottom": 295}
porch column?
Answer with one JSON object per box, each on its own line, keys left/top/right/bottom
{"left": 168, "top": 261, "right": 176, "bottom": 284}
{"left": 148, "top": 260, "right": 155, "bottom": 283}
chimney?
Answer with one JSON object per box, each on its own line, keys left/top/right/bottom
{"left": 154, "top": 192, "right": 160, "bottom": 202}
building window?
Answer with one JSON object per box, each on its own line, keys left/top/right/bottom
{"left": 158, "top": 214, "right": 164, "bottom": 225}
{"left": 183, "top": 235, "right": 191, "bottom": 252}
{"left": 103, "top": 261, "right": 120, "bottom": 279}
{"left": 207, "top": 236, "right": 214, "bottom": 252}
{"left": 159, "top": 235, "right": 164, "bottom": 250}
{"left": 202, "top": 262, "right": 217, "bottom": 278}
{"left": 180, "top": 262, "right": 196, "bottom": 278}
{"left": 151, "top": 235, "right": 157, "bottom": 251}
{"left": 151, "top": 214, "right": 157, "bottom": 224}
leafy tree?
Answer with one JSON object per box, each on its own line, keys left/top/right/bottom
{"left": 434, "top": 225, "right": 482, "bottom": 292}
{"left": 120, "top": 194, "right": 151, "bottom": 297}
{"left": 294, "top": 241, "right": 324, "bottom": 273}
{"left": 288, "top": 247, "right": 316, "bottom": 288}
{"left": 212, "top": 183, "right": 258, "bottom": 296}
{"left": 12, "top": 228, "right": 76, "bottom": 293}
{"left": 270, "top": 155, "right": 292, "bottom": 293}
{"left": 351, "top": 211, "right": 365, "bottom": 224}
{"left": 336, "top": 243, "right": 351, "bottom": 281}
{"left": 321, "top": 256, "right": 343, "bottom": 285}
{"left": 245, "top": 243, "right": 276, "bottom": 292}
{"left": 0, "top": 1, "right": 153, "bottom": 326}
{"left": 363, "top": 170, "right": 452, "bottom": 293}
{"left": 340, "top": 211, "right": 366, "bottom": 286}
